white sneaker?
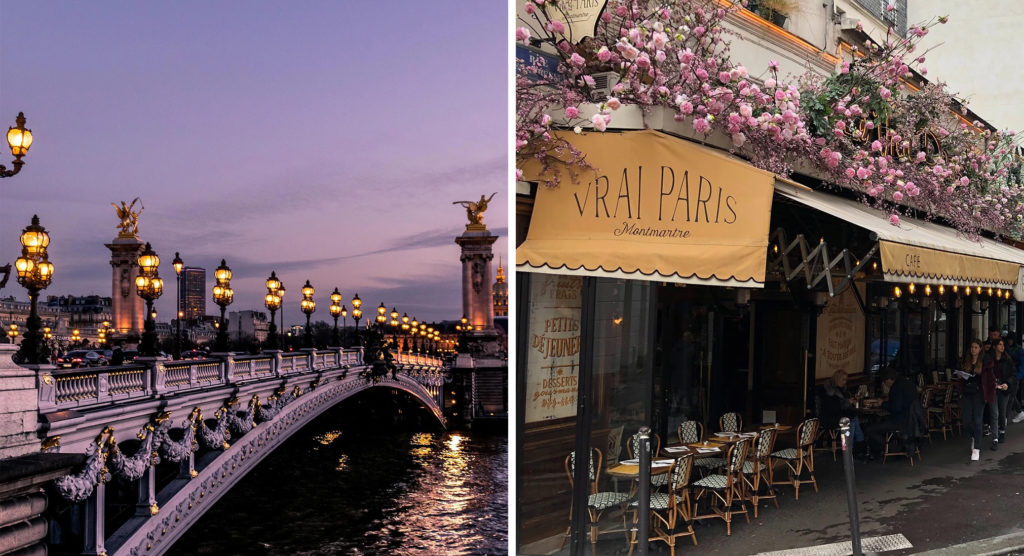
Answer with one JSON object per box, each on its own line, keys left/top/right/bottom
{"left": 1013, "top": 411, "right": 1024, "bottom": 423}
{"left": 971, "top": 449, "right": 980, "bottom": 461}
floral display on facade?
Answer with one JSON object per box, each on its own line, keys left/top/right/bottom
{"left": 516, "top": 0, "right": 1024, "bottom": 238}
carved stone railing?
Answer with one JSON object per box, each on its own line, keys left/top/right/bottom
{"left": 37, "top": 348, "right": 364, "bottom": 413}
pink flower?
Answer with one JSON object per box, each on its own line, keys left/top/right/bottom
{"left": 920, "top": 66, "right": 927, "bottom": 75}
{"left": 596, "top": 46, "right": 612, "bottom": 62}
{"left": 878, "top": 86, "right": 891, "bottom": 100}
{"left": 693, "top": 118, "right": 711, "bottom": 134}
{"left": 960, "top": 176, "right": 970, "bottom": 186}
{"left": 525, "top": 3, "right": 535, "bottom": 14}
{"left": 739, "top": 104, "right": 753, "bottom": 118}
{"left": 768, "top": 60, "right": 780, "bottom": 70}
{"left": 886, "top": 3, "right": 895, "bottom": 11}
{"left": 889, "top": 214, "right": 900, "bottom": 226}
{"left": 651, "top": 31, "right": 668, "bottom": 50}
{"left": 731, "top": 132, "right": 746, "bottom": 147}
{"left": 719, "top": 71, "right": 731, "bottom": 83}
{"left": 856, "top": 167, "right": 870, "bottom": 180}
{"left": 564, "top": 106, "right": 580, "bottom": 119}
{"left": 547, "top": 20, "right": 566, "bottom": 34}
{"left": 893, "top": 191, "right": 904, "bottom": 201}
{"left": 655, "top": 50, "right": 666, "bottom": 63}
{"left": 679, "top": 101, "right": 694, "bottom": 114}
{"left": 845, "top": 168, "right": 856, "bottom": 178}
{"left": 636, "top": 53, "right": 651, "bottom": 68}
{"left": 871, "top": 140, "right": 883, "bottom": 152}
{"left": 515, "top": 168, "right": 524, "bottom": 180}
{"left": 765, "top": 78, "right": 777, "bottom": 89}
{"left": 569, "top": 53, "right": 586, "bottom": 68}
{"left": 695, "top": 68, "right": 708, "bottom": 80}
{"left": 515, "top": 27, "right": 531, "bottom": 43}
{"left": 541, "top": 114, "right": 552, "bottom": 127}
{"left": 606, "top": 97, "right": 622, "bottom": 110}
{"left": 591, "top": 113, "right": 608, "bottom": 131}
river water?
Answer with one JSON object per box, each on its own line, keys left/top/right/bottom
{"left": 167, "top": 402, "right": 507, "bottom": 555}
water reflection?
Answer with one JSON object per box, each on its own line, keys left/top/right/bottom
{"left": 168, "top": 427, "right": 507, "bottom": 556}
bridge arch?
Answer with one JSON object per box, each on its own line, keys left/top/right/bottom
{"left": 38, "top": 350, "right": 447, "bottom": 556}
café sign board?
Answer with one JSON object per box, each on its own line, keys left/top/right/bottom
{"left": 525, "top": 274, "right": 582, "bottom": 423}
{"left": 545, "top": 0, "right": 607, "bottom": 44}
{"left": 517, "top": 129, "right": 776, "bottom": 285}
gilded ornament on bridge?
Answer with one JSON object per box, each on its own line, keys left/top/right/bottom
{"left": 453, "top": 192, "right": 496, "bottom": 230}
{"left": 112, "top": 197, "right": 144, "bottom": 238}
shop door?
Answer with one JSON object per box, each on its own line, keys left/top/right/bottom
{"left": 755, "top": 301, "right": 807, "bottom": 424}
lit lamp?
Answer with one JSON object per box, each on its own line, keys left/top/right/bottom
{"left": 71, "top": 329, "right": 80, "bottom": 345}
{"left": 135, "top": 242, "right": 164, "bottom": 357}
{"left": 351, "top": 293, "right": 363, "bottom": 345}
{"left": 300, "top": 280, "right": 316, "bottom": 348}
{"left": 389, "top": 307, "right": 399, "bottom": 344}
{"left": 401, "top": 313, "right": 410, "bottom": 350}
{"left": 1, "top": 112, "right": 32, "bottom": 178}
{"left": 212, "top": 259, "right": 233, "bottom": 352}
{"left": 7, "top": 324, "right": 18, "bottom": 344}
{"left": 264, "top": 271, "right": 282, "bottom": 350}
{"left": 172, "top": 252, "right": 184, "bottom": 359}
{"left": 14, "top": 215, "right": 54, "bottom": 364}
{"left": 376, "top": 302, "right": 387, "bottom": 332}
{"left": 329, "top": 287, "right": 343, "bottom": 347}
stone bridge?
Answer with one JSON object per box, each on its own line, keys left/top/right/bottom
{"left": 20, "top": 348, "right": 447, "bottom": 556}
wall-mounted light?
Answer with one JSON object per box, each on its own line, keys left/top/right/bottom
{"left": 952, "top": 285, "right": 959, "bottom": 294}
{"left": 612, "top": 316, "right": 623, "bottom": 326}
{"left": 987, "top": 287, "right": 994, "bottom": 297}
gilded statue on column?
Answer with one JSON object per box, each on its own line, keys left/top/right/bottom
{"left": 453, "top": 192, "right": 497, "bottom": 230}
{"left": 112, "top": 197, "right": 144, "bottom": 238}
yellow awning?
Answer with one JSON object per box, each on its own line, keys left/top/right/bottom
{"left": 775, "top": 181, "right": 1024, "bottom": 299}
{"left": 517, "top": 130, "right": 776, "bottom": 286}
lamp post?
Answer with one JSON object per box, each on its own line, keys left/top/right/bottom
{"left": 457, "top": 314, "right": 468, "bottom": 352}
{"left": 330, "top": 288, "right": 342, "bottom": 347}
{"left": 212, "top": 259, "right": 233, "bottom": 352}
{"left": 400, "top": 313, "right": 410, "bottom": 352}
{"left": 14, "top": 215, "right": 54, "bottom": 364}
{"left": 172, "top": 252, "right": 183, "bottom": 359}
{"left": 351, "top": 293, "right": 363, "bottom": 345}
{"left": 300, "top": 280, "right": 316, "bottom": 348}
{"left": 1, "top": 113, "right": 32, "bottom": 179}
{"left": 134, "top": 243, "right": 164, "bottom": 357}
{"left": 375, "top": 303, "right": 387, "bottom": 340}
{"left": 389, "top": 307, "right": 399, "bottom": 346}
{"left": 7, "top": 324, "right": 18, "bottom": 345}
{"left": 276, "top": 282, "right": 286, "bottom": 348}
{"left": 71, "top": 328, "right": 80, "bottom": 347}
{"left": 411, "top": 317, "right": 420, "bottom": 352}
{"left": 264, "top": 271, "right": 282, "bottom": 350}
{"left": 340, "top": 305, "right": 348, "bottom": 347}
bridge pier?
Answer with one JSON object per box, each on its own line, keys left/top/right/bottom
{"left": 83, "top": 484, "right": 106, "bottom": 556}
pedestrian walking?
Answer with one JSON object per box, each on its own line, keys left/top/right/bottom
{"left": 956, "top": 340, "right": 990, "bottom": 462}
{"left": 986, "top": 338, "right": 1015, "bottom": 449}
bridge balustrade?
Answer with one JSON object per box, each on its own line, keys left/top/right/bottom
{"left": 38, "top": 348, "right": 366, "bottom": 413}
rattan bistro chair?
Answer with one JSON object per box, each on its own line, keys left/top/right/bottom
{"left": 628, "top": 431, "right": 667, "bottom": 489}
{"left": 692, "top": 437, "right": 751, "bottom": 535}
{"left": 769, "top": 418, "right": 819, "bottom": 500}
{"left": 561, "top": 448, "right": 630, "bottom": 550}
{"left": 628, "top": 454, "right": 697, "bottom": 556}
{"left": 677, "top": 420, "right": 704, "bottom": 445}
{"left": 719, "top": 412, "right": 742, "bottom": 433}
{"left": 741, "top": 428, "right": 779, "bottom": 517}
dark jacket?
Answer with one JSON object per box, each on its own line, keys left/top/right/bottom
{"left": 884, "top": 376, "right": 918, "bottom": 424}
{"left": 985, "top": 354, "right": 1016, "bottom": 399}
{"left": 110, "top": 349, "right": 124, "bottom": 366}
{"left": 819, "top": 383, "right": 855, "bottom": 430}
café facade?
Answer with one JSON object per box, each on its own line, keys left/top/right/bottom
{"left": 514, "top": 126, "right": 1024, "bottom": 552}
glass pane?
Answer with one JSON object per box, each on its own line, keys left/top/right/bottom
{"left": 517, "top": 273, "right": 583, "bottom": 554}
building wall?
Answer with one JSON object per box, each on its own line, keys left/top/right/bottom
{"left": 180, "top": 267, "right": 207, "bottom": 322}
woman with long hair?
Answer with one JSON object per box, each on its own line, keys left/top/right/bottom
{"left": 987, "top": 338, "right": 1016, "bottom": 450}
{"left": 959, "top": 339, "right": 992, "bottom": 461}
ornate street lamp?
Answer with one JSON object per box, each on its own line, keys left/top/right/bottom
{"left": 400, "top": 313, "right": 410, "bottom": 352}
{"left": 300, "top": 280, "right": 316, "bottom": 348}
{"left": 1, "top": 113, "right": 32, "bottom": 179}
{"left": 7, "top": 324, "right": 18, "bottom": 344}
{"left": 351, "top": 293, "right": 363, "bottom": 345}
{"left": 135, "top": 242, "right": 164, "bottom": 356}
{"left": 329, "top": 288, "right": 342, "bottom": 346}
{"left": 172, "top": 252, "right": 184, "bottom": 359}
{"left": 14, "top": 215, "right": 54, "bottom": 364}
{"left": 71, "top": 328, "right": 80, "bottom": 346}
{"left": 389, "top": 307, "right": 399, "bottom": 345}
{"left": 264, "top": 271, "right": 282, "bottom": 350}
{"left": 276, "top": 282, "right": 286, "bottom": 347}
{"left": 212, "top": 259, "right": 233, "bottom": 352}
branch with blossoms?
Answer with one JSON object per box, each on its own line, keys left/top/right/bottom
{"left": 516, "top": 3, "right": 1024, "bottom": 237}
{"left": 516, "top": 0, "right": 815, "bottom": 185}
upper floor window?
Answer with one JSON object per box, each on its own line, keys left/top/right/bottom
{"left": 851, "top": 0, "right": 907, "bottom": 36}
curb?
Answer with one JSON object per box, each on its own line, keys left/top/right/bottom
{"left": 912, "top": 531, "right": 1024, "bottom": 556}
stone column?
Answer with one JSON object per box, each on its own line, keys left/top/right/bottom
{"left": 455, "top": 228, "right": 497, "bottom": 331}
{"left": 106, "top": 236, "right": 146, "bottom": 335}
{"left": 0, "top": 343, "right": 39, "bottom": 459}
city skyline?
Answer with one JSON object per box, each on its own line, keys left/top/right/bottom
{"left": 0, "top": 1, "right": 507, "bottom": 326}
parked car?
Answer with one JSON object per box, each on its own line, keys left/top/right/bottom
{"left": 180, "top": 350, "right": 207, "bottom": 360}
{"left": 83, "top": 351, "right": 102, "bottom": 366}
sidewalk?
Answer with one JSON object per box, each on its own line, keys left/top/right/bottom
{"left": 531, "top": 426, "right": 1024, "bottom": 555}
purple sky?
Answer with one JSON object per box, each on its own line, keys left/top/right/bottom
{"left": 0, "top": 2, "right": 508, "bottom": 327}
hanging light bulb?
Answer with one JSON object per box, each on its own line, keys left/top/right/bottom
{"left": 908, "top": 283, "right": 916, "bottom": 294}
{"left": 952, "top": 285, "right": 958, "bottom": 293}
{"left": 893, "top": 286, "right": 902, "bottom": 298}
{"left": 938, "top": 284, "right": 945, "bottom": 295}
{"left": 924, "top": 284, "right": 932, "bottom": 296}
{"left": 988, "top": 287, "right": 994, "bottom": 296}
{"left": 964, "top": 286, "right": 971, "bottom": 296}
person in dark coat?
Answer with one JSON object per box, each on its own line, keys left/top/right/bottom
{"left": 110, "top": 345, "right": 125, "bottom": 366}
{"left": 957, "top": 339, "right": 990, "bottom": 461}
{"left": 865, "top": 369, "right": 921, "bottom": 457}
{"left": 987, "top": 338, "right": 1016, "bottom": 449}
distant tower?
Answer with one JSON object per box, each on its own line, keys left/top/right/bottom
{"left": 493, "top": 258, "right": 508, "bottom": 317}
{"left": 454, "top": 193, "right": 498, "bottom": 331}
{"left": 179, "top": 267, "right": 207, "bottom": 322}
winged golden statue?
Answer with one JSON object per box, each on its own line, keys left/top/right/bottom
{"left": 453, "top": 192, "right": 497, "bottom": 227}
{"left": 112, "top": 198, "right": 143, "bottom": 238}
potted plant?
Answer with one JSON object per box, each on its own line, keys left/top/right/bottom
{"left": 748, "top": 0, "right": 797, "bottom": 28}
